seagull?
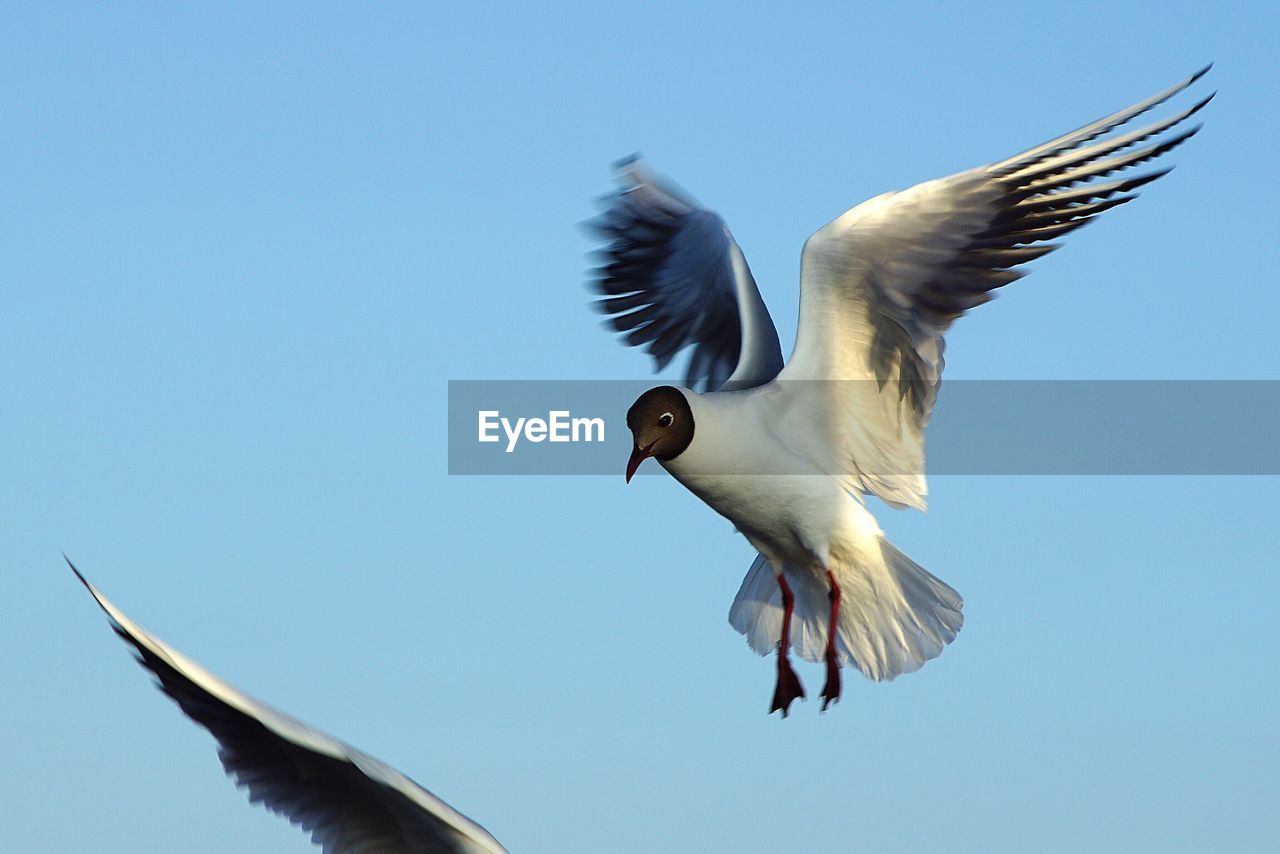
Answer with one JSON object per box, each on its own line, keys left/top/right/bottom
{"left": 68, "top": 559, "right": 506, "bottom": 854}
{"left": 591, "top": 68, "right": 1212, "bottom": 716}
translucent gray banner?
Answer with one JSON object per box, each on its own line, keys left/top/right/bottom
{"left": 447, "top": 380, "right": 1280, "bottom": 475}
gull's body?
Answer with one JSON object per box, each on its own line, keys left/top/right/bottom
{"left": 69, "top": 560, "right": 506, "bottom": 854}
{"left": 598, "top": 68, "right": 1212, "bottom": 713}
{"left": 658, "top": 375, "right": 962, "bottom": 689}
{"left": 665, "top": 389, "right": 867, "bottom": 565}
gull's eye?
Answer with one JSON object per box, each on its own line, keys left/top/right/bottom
{"left": 658, "top": 412, "right": 674, "bottom": 427}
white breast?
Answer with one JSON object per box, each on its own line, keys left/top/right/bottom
{"left": 661, "top": 388, "right": 877, "bottom": 565}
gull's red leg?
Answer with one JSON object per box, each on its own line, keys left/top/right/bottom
{"left": 770, "top": 571, "right": 805, "bottom": 717}
{"left": 820, "top": 570, "right": 842, "bottom": 711}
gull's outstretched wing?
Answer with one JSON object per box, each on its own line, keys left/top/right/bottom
{"left": 587, "top": 156, "right": 784, "bottom": 391}
{"left": 69, "top": 559, "right": 506, "bottom": 854}
{"left": 771, "top": 67, "right": 1212, "bottom": 509}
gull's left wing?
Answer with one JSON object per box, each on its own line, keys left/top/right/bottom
{"left": 771, "top": 67, "right": 1213, "bottom": 510}
{"left": 69, "top": 559, "right": 506, "bottom": 854}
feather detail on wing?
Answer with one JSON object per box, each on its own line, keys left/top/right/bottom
{"left": 586, "top": 156, "right": 784, "bottom": 391}
{"left": 771, "top": 67, "right": 1212, "bottom": 510}
{"left": 70, "top": 560, "right": 506, "bottom": 854}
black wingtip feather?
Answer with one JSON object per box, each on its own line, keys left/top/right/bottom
{"left": 613, "top": 152, "right": 643, "bottom": 170}
{"left": 1122, "top": 166, "right": 1174, "bottom": 191}
{"left": 577, "top": 216, "right": 612, "bottom": 237}
{"left": 64, "top": 553, "right": 89, "bottom": 588}
{"left": 1188, "top": 90, "right": 1217, "bottom": 117}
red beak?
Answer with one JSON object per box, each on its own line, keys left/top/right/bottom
{"left": 626, "top": 441, "right": 656, "bottom": 483}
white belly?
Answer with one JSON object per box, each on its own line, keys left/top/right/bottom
{"left": 664, "top": 451, "right": 881, "bottom": 573}
{"left": 659, "top": 387, "right": 885, "bottom": 567}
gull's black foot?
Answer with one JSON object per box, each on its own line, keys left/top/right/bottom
{"left": 770, "top": 653, "right": 806, "bottom": 717}
{"left": 820, "top": 648, "right": 841, "bottom": 712}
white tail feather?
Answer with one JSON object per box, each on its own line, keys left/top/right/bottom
{"left": 727, "top": 539, "right": 963, "bottom": 682}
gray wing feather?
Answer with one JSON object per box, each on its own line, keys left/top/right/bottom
{"left": 779, "top": 67, "right": 1212, "bottom": 510}
{"left": 879, "top": 66, "right": 1212, "bottom": 421}
{"left": 587, "top": 156, "right": 783, "bottom": 391}
{"left": 69, "top": 560, "right": 506, "bottom": 854}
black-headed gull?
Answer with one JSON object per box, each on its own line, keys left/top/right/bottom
{"left": 69, "top": 559, "right": 506, "bottom": 854}
{"left": 595, "top": 68, "right": 1212, "bottom": 715}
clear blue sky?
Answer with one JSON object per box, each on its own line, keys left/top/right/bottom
{"left": 4, "top": 3, "right": 1277, "bottom": 852}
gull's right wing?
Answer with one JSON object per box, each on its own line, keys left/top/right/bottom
{"left": 587, "top": 156, "right": 784, "bottom": 391}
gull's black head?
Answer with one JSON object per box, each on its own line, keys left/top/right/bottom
{"left": 625, "top": 386, "right": 695, "bottom": 482}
